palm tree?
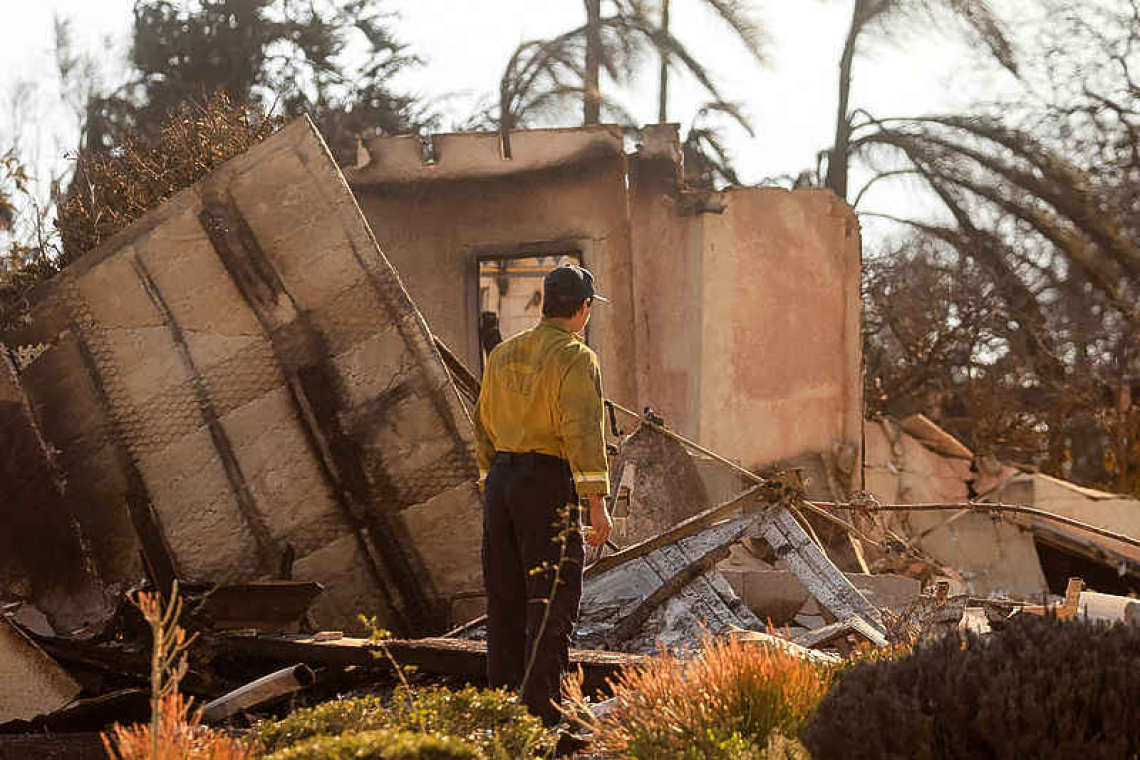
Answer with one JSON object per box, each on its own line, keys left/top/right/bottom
{"left": 824, "top": 0, "right": 1017, "bottom": 200}
{"left": 655, "top": 0, "right": 764, "bottom": 124}
{"left": 490, "top": 1, "right": 761, "bottom": 135}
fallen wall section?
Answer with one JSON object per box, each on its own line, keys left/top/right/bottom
{"left": 1, "top": 117, "right": 483, "bottom": 635}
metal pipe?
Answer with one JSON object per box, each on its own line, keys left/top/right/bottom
{"left": 200, "top": 663, "right": 315, "bottom": 723}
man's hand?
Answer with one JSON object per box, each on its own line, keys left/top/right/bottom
{"left": 585, "top": 494, "right": 612, "bottom": 548}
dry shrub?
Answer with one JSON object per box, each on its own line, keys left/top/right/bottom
{"left": 103, "top": 585, "right": 251, "bottom": 760}
{"left": 103, "top": 691, "right": 250, "bottom": 760}
{"left": 564, "top": 633, "right": 834, "bottom": 759}
{"left": 57, "top": 91, "right": 281, "bottom": 264}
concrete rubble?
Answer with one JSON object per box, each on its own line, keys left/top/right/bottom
{"left": 2, "top": 118, "right": 1139, "bottom": 748}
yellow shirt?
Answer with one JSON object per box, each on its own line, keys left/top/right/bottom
{"left": 474, "top": 319, "right": 610, "bottom": 496}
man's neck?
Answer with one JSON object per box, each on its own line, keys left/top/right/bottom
{"left": 543, "top": 317, "right": 580, "bottom": 333}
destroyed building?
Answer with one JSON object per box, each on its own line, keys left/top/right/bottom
{"left": 3, "top": 116, "right": 1140, "bottom": 741}
{"left": 345, "top": 123, "right": 863, "bottom": 495}
{"left": 0, "top": 120, "right": 865, "bottom": 639}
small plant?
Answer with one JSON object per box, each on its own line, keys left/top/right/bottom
{"left": 802, "top": 613, "right": 1140, "bottom": 759}
{"left": 563, "top": 633, "right": 835, "bottom": 759}
{"left": 250, "top": 696, "right": 389, "bottom": 755}
{"left": 259, "top": 728, "right": 480, "bottom": 760}
{"left": 103, "top": 582, "right": 251, "bottom": 760}
{"left": 250, "top": 687, "right": 552, "bottom": 760}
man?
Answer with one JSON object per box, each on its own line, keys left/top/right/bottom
{"left": 474, "top": 264, "right": 613, "bottom": 725}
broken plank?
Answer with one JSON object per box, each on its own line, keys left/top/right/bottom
{"left": 192, "top": 581, "right": 323, "bottom": 631}
{"left": 576, "top": 514, "right": 762, "bottom": 650}
{"left": 585, "top": 485, "right": 765, "bottom": 579}
{"left": 0, "top": 689, "right": 150, "bottom": 735}
{"left": 28, "top": 633, "right": 234, "bottom": 698}
{"left": 218, "top": 635, "right": 639, "bottom": 695}
{"left": 793, "top": 618, "right": 884, "bottom": 650}
{"left": 759, "top": 506, "right": 887, "bottom": 646}
{"left": 725, "top": 628, "right": 842, "bottom": 665}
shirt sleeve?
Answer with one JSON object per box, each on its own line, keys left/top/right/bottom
{"left": 557, "top": 349, "right": 610, "bottom": 496}
{"left": 473, "top": 389, "right": 495, "bottom": 490}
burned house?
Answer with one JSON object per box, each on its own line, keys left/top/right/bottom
{"left": 0, "top": 120, "right": 865, "bottom": 640}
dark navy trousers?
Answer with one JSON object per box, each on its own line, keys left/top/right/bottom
{"left": 482, "top": 454, "right": 584, "bottom": 725}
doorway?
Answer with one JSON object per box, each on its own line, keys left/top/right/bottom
{"left": 477, "top": 251, "right": 581, "bottom": 367}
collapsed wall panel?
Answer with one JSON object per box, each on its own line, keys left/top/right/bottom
{"left": 0, "top": 117, "right": 482, "bottom": 634}
{"left": 865, "top": 419, "right": 1048, "bottom": 598}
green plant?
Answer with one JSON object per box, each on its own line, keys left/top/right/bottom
{"left": 260, "top": 729, "right": 480, "bottom": 760}
{"left": 251, "top": 687, "right": 552, "bottom": 760}
{"left": 802, "top": 613, "right": 1140, "bottom": 759}
{"left": 250, "top": 696, "right": 389, "bottom": 754}
{"left": 564, "top": 633, "right": 834, "bottom": 759}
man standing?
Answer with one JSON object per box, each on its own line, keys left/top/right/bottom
{"left": 474, "top": 264, "right": 613, "bottom": 725}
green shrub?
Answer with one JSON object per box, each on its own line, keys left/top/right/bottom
{"left": 260, "top": 729, "right": 479, "bottom": 760}
{"left": 251, "top": 696, "right": 389, "bottom": 754}
{"left": 382, "top": 686, "right": 551, "bottom": 760}
{"left": 801, "top": 614, "right": 1140, "bottom": 759}
{"left": 251, "top": 687, "right": 551, "bottom": 760}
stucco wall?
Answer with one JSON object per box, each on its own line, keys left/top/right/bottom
{"left": 347, "top": 126, "right": 639, "bottom": 408}
{"left": 626, "top": 128, "right": 705, "bottom": 436}
{"left": 350, "top": 126, "right": 865, "bottom": 481}
{"left": 695, "top": 188, "right": 863, "bottom": 476}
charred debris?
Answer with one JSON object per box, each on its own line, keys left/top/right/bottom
{"left": 2, "top": 119, "right": 1139, "bottom": 748}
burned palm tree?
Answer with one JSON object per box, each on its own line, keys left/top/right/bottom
{"left": 655, "top": 0, "right": 764, "bottom": 124}
{"left": 488, "top": 0, "right": 762, "bottom": 140}
{"left": 824, "top": 0, "right": 1018, "bottom": 200}
{"left": 682, "top": 100, "right": 754, "bottom": 188}
{"left": 850, "top": 0, "right": 1140, "bottom": 492}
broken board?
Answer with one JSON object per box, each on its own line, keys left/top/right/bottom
{"left": 576, "top": 513, "right": 764, "bottom": 652}
{"left": 758, "top": 507, "right": 887, "bottom": 646}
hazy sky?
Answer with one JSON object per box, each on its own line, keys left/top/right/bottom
{"left": 0, "top": 0, "right": 1022, "bottom": 240}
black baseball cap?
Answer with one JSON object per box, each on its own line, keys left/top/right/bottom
{"left": 543, "top": 264, "right": 609, "bottom": 304}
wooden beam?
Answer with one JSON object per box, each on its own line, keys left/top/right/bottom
{"left": 218, "top": 635, "right": 640, "bottom": 695}
{"left": 758, "top": 508, "right": 887, "bottom": 646}
{"left": 584, "top": 485, "right": 765, "bottom": 579}
{"left": 192, "top": 581, "right": 323, "bottom": 631}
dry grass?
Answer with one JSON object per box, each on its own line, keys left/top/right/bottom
{"left": 563, "top": 633, "right": 835, "bottom": 759}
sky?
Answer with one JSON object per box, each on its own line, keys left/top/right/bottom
{"left": 0, "top": 0, "right": 1024, "bottom": 245}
